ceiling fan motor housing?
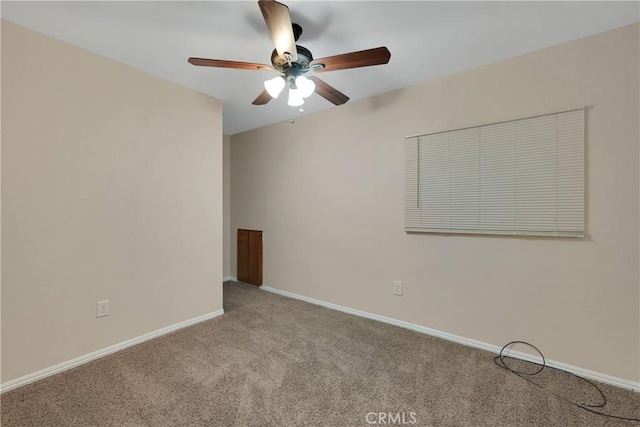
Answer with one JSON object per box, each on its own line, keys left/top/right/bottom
{"left": 271, "top": 45, "right": 313, "bottom": 72}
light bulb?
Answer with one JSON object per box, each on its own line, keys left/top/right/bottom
{"left": 287, "top": 88, "right": 304, "bottom": 107}
{"left": 295, "top": 75, "right": 315, "bottom": 98}
{"left": 264, "top": 76, "right": 285, "bottom": 98}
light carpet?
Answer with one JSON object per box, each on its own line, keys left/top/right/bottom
{"left": 2, "top": 281, "right": 638, "bottom": 426}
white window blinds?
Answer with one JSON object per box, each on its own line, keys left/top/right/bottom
{"left": 405, "top": 109, "right": 585, "bottom": 237}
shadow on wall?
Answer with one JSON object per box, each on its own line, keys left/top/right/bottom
{"left": 359, "top": 86, "right": 409, "bottom": 112}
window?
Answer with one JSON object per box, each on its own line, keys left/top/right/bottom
{"left": 405, "top": 109, "right": 585, "bottom": 237}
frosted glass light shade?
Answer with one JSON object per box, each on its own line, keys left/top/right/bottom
{"left": 295, "top": 75, "right": 315, "bottom": 98}
{"left": 287, "top": 88, "right": 304, "bottom": 107}
{"left": 264, "top": 76, "right": 286, "bottom": 98}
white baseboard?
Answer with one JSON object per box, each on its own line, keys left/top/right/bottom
{"left": 1, "top": 309, "right": 225, "bottom": 394}
{"left": 261, "top": 285, "right": 639, "bottom": 392}
{"left": 223, "top": 276, "right": 237, "bottom": 282}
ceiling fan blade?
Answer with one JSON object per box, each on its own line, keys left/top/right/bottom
{"left": 258, "top": 0, "right": 298, "bottom": 62}
{"left": 311, "top": 47, "right": 391, "bottom": 73}
{"left": 308, "top": 77, "right": 349, "bottom": 106}
{"left": 188, "top": 58, "right": 276, "bottom": 71}
{"left": 252, "top": 89, "right": 273, "bottom": 105}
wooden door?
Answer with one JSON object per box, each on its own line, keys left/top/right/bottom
{"left": 237, "top": 229, "right": 263, "bottom": 286}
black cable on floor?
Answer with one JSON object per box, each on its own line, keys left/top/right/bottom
{"left": 493, "top": 341, "right": 640, "bottom": 423}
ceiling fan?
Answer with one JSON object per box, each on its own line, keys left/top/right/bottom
{"left": 188, "top": 0, "right": 391, "bottom": 107}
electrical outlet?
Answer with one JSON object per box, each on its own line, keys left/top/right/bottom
{"left": 393, "top": 281, "right": 403, "bottom": 296}
{"left": 96, "top": 300, "right": 110, "bottom": 318}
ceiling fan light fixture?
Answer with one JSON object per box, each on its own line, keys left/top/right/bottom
{"left": 189, "top": 1, "right": 391, "bottom": 109}
{"left": 264, "top": 76, "right": 286, "bottom": 98}
{"left": 287, "top": 88, "right": 304, "bottom": 107}
{"left": 295, "top": 75, "right": 315, "bottom": 98}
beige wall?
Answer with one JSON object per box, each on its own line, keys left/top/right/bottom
{"left": 1, "top": 21, "right": 224, "bottom": 382}
{"left": 223, "top": 134, "right": 231, "bottom": 278}
{"left": 231, "top": 24, "right": 639, "bottom": 383}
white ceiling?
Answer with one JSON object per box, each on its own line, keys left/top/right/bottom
{"left": 3, "top": 1, "right": 638, "bottom": 135}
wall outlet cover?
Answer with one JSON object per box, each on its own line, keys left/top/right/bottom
{"left": 96, "top": 300, "right": 110, "bottom": 318}
{"left": 393, "top": 281, "right": 403, "bottom": 296}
